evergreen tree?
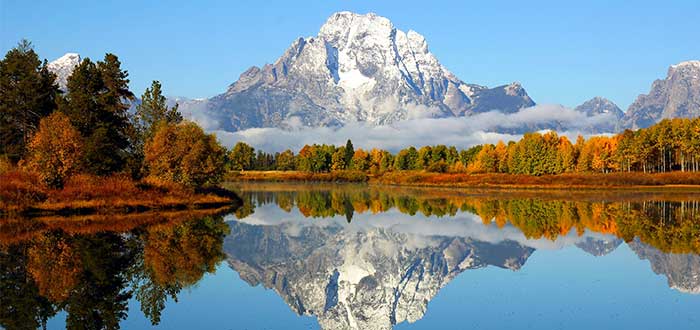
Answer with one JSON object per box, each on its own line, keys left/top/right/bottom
{"left": 134, "top": 80, "right": 182, "bottom": 140}
{"left": 130, "top": 80, "right": 182, "bottom": 177}
{"left": 60, "top": 54, "right": 135, "bottom": 175}
{"left": 344, "top": 139, "right": 354, "bottom": 169}
{"left": 60, "top": 58, "right": 103, "bottom": 135}
{"left": 0, "top": 40, "right": 59, "bottom": 162}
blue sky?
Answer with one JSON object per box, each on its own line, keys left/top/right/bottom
{"left": 2, "top": 0, "right": 699, "bottom": 109}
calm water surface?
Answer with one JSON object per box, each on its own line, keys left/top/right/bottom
{"left": 2, "top": 183, "right": 700, "bottom": 330}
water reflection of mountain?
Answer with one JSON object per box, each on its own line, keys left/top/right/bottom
{"left": 225, "top": 184, "right": 700, "bottom": 329}
{"left": 575, "top": 237, "right": 623, "bottom": 256}
{"left": 224, "top": 218, "right": 533, "bottom": 330}
{"left": 630, "top": 239, "right": 700, "bottom": 294}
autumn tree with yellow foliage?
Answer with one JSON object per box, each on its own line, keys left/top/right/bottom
{"left": 25, "top": 112, "right": 84, "bottom": 188}
{"left": 144, "top": 122, "right": 226, "bottom": 187}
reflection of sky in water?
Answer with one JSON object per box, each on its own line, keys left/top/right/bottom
{"left": 43, "top": 198, "right": 700, "bottom": 330}
{"left": 49, "top": 263, "right": 321, "bottom": 330}
{"left": 397, "top": 245, "right": 700, "bottom": 330}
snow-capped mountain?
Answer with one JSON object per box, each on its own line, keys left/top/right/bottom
{"left": 622, "top": 60, "right": 700, "bottom": 129}
{"left": 183, "top": 12, "right": 536, "bottom": 131}
{"left": 47, "top": 52, "right": 81, "bottom": 91}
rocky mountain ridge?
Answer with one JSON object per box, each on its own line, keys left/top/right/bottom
{"left": 622, "top": 60, "right": 700, "bottom": 129}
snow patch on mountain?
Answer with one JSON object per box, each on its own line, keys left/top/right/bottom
{"left": 47, "top": 53, "right": 81, "bottom": 91}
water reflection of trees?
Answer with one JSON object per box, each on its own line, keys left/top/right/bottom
{"left": 0, "top": 214, "right": 229, "bottom": 330}
{"left": 237, "top": 186, "right": 700, "bottom": 254}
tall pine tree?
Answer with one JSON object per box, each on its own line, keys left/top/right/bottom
{"left": 60, "top": 54, "right": 135, "bottom": 175}
{"left": 344, "top": 139, "right": 354, "bottom": 170}
{"left": 134, "top": 80, "right": 182, "bottom": 141}
{"left": 0, "top": 40, "right": 59, "bottom": 162}
{"left": 130, "top": 80, "right": 182, "bottom": 177}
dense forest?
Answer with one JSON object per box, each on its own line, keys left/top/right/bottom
{"left": 0, "top": 40, "right": 229, "bottom": 211}
{"left": 229, "top": 117, "right": 700, "bottom": 175}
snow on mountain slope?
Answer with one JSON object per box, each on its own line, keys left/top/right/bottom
{"left": 185, "top": 12, "right": 536, "bottom": 131}
{"left": 47, "top": 53, "right": 81, "bottom": 91}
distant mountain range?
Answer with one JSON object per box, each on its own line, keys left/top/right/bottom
{"left": 48, "top": 12, "right": 700, "bottom": 133}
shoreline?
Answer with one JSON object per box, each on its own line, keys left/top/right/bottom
{"left": 0, "top": 172, "right": 242, "bottom": 217}
{"left": 229, "top": 170, "right": 700, "bottom": 190}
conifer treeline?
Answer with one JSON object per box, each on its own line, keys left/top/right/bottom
{"left": 229, "top": 118, "right": 700, "bottom": 175}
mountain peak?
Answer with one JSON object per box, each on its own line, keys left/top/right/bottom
{"left": 319, "top": 12, "right": 396, "bottom": 53}
{"left": 575, "top": 97, "right": 623, "bottom": 118}
{"left": 321, "top": 11, "right": 391, "bottom": 31}
{"left": 52, "top": 52, "right": 80, "bottom": 62}
{"left": 504, "top": 82, "right": 525, "bottom": 96}
{"left": 670, "top": 60, "right": 700, "bottom": 70}
{"left": 48, "top": 52, "right": 81, "bottom": 91}
{"left": 668, "top": 60, "right": 700, "bottom": 78}
{"left": 184, "top": 11, "right": 536, "bottom": 131}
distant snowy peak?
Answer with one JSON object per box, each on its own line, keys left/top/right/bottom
{"left": 575, "top": 97, "right": 624, "bottom": 119}
{"left": 47, "top": 52, "right": 81, "bottom": 91}
{"left": 193, "top": 11, "right": 536, "bottom": 131}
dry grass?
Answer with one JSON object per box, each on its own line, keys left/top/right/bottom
{"left": 0, "top": 171, "right": 240, "bottom": 215}
{"left": 373, "top": 171, "right": 700, "bottom": 188}
{"left": 230, "top": 170, "right": 700, "bottom": 189}
{"left": 0, "top": 171, "right": 47, "bottom": 211}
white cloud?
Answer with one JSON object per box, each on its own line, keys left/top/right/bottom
{"left": 192, "top": 104, "right": 618, "bottom": 152}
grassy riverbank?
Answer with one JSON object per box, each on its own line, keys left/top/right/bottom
{"left": 229, "top": 170, "right": 700, "bottom": 189}
{"left": 0, "top": 171, "right": 241, "bottom": 215}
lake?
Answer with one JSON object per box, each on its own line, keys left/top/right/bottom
{"left": 2, "top": 183, "right": 700, "bottom": 330}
